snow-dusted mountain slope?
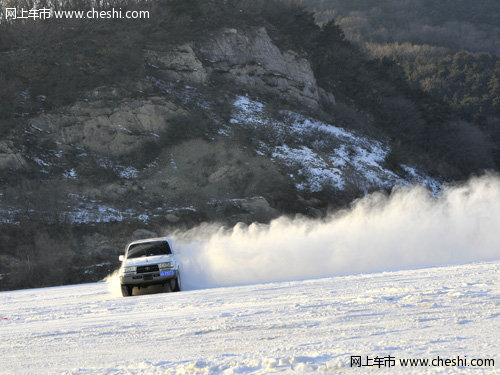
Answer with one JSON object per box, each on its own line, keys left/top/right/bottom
{"left": 230, "top": 96, "right": 440, "bottom": 193}
{"left": 0, "top": 93, "right": 440, "bottom": 226}
{"left": 1, "top": 262, "right": 498, "bottom": 374}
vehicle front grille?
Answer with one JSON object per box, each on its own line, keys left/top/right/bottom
{"left": 136, "top": 265, "right": 159, "bottom": 274}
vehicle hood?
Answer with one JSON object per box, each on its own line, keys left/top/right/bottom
{"left": 123, "top": 254, "right": 175, "bottom": 267}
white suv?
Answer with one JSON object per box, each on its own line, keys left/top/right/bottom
{"left": 119, "top": 237, "right": 181, "bottom": 297}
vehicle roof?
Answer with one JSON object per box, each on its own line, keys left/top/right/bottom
{"left": 127, "top": 237, "right": 172, "bottom": 246}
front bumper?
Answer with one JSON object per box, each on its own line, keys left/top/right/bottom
{"left": 120, "top": 269, "right": 178, "bottom": 286}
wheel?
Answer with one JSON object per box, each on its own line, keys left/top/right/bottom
{"left": 163, "top": 282, "right": 172, "bottom": 293}
{"left": 173, "top": 276, "right": 181, "bottom": 292}
{"left": 121, "top": 284, "right": 133, "bottom": 297}
{"left": 168, "top": 278, "right": 177, "bottom": 292}
{"left": 174, "top": 270, "right": 182, "bottom": 292}
{"left": 163, "top": 278, "right": 178, "bottom": 293}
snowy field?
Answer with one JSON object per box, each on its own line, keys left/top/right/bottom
{"left": 1, "top": 261, "right": 498, "bottom": 374}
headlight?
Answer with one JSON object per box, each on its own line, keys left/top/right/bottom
{"left": 159, "top": 262, "right": 173, "bottom": 269}
{"left": 123, "top": 266, "right": 137, "bottom": 274}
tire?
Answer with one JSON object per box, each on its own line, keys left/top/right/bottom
{"left": 168, "top": 278, "right": 177, "bottom": 292}
{"left": 173, "top": 276, "right": 181, "bottom": 292}
{"left": 121, "top": 284, "right": 133, "bottom": 297}
{"left": 163, "top": 278, "right": 179, "bottom": 293}
{"left": 174, "top": 270, "right": 182, "bottom": 292}
{"left": 164, "top": 282, "right": 172, "bottom": 293}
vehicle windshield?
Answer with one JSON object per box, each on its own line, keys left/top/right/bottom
{"left": 127, "top": 241, "right": 172, "bottom": 259}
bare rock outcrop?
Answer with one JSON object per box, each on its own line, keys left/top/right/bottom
{"left": 143, "top": 27, "right": 329, "bottom": 108}
{"left": 144, "top": 44, "right": 207, "bottom": 84}
{"left": 29, "top": 95, "right": 185, "bottom": 157}
{"left": 0, "top": 140, "right": 27, "bottom": 171}
{"left": 239, "top": 196, "right": 278, "bottom": 219}
{"left": 199, "top": 27, "right": 322, "bottom": 108}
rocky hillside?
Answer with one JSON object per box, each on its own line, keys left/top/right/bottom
{"left": 0, "top": 0, "right": 492, "bottom": 290}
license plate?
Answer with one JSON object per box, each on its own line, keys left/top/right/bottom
{"left": 160, "top": 270, "right": 175, "bottom": 277}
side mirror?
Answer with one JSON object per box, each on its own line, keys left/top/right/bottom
{"left": 119, "top": 255, "right": 124, "bottom": 261}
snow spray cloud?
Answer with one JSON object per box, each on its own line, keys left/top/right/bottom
{"left": 174, "top": 174, "right": 500, "bottom": 290}
{"left": 104, "top": 270, "right": 122, "bottom": 297}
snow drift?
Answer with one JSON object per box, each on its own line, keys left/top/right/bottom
{"left": 174, "top": 174, "right": 500, "bottom": 290}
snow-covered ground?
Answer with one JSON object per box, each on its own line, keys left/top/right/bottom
{"left": 1, "top": 261, "right": 498, "bottom": 374}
